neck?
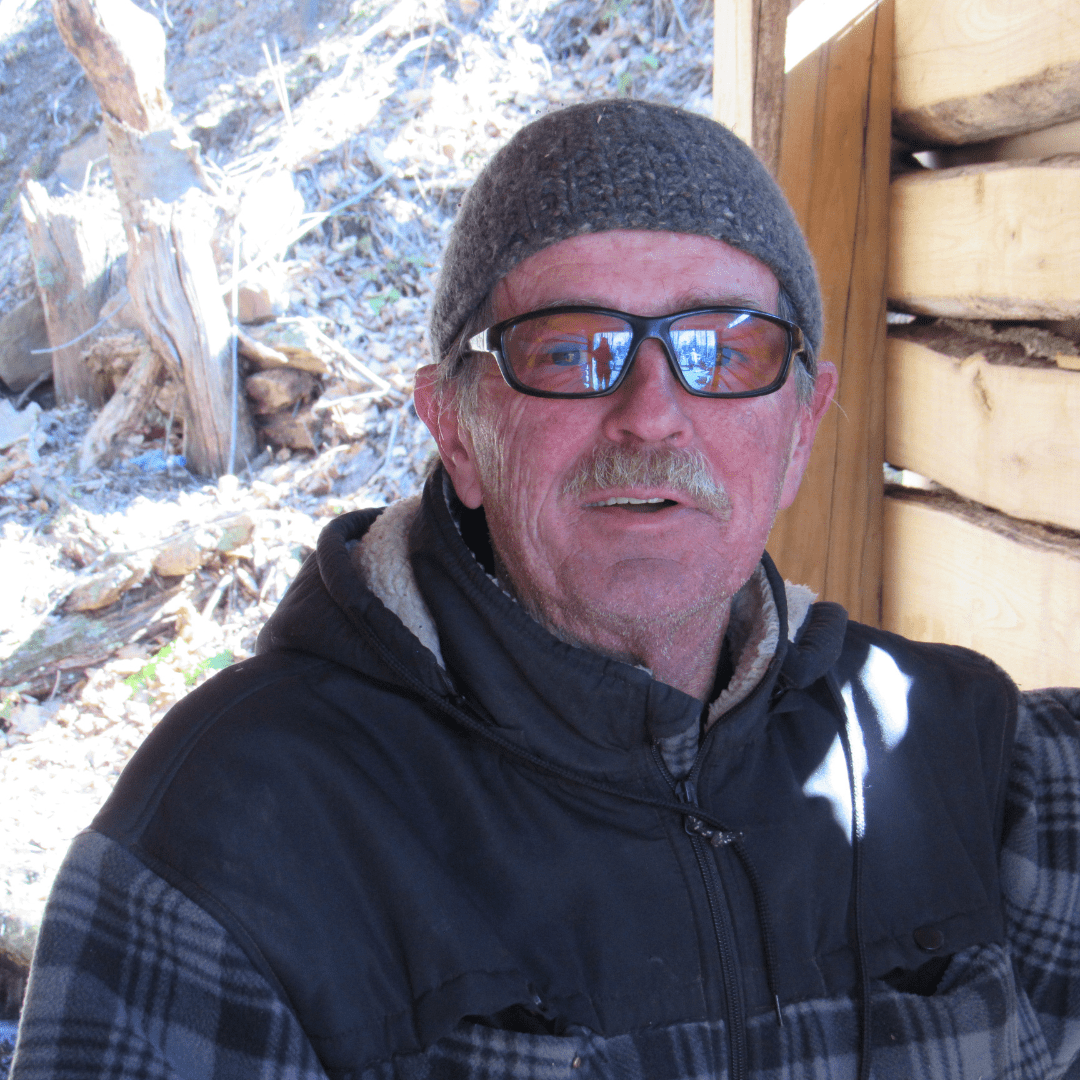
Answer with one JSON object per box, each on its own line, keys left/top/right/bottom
{"left": 495, "top": 554, "right": 731, "bottom": 700}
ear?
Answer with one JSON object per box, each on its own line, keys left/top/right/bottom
{"left": 412, "top": 365, "right": 485, "bottom": 508}
{"left": 778, "top": 360, "right": 838, "bottom": 509}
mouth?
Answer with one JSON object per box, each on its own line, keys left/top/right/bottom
{"left": 583, "top": 495, "right": 682, "bottom": 513}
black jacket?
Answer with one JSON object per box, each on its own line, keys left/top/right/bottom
{"left": 93, "top": 471, "right": 1019, "bottom": 1078}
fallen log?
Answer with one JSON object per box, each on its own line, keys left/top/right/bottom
{"left": 77, "top": 334, "right": 163, "bottom": 472}
{"left": 0, "top": 586, "right": 183, "bottom": 691}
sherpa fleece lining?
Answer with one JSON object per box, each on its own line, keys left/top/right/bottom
{"left": 350, "top": 495, "right": 815, "bottom": 724}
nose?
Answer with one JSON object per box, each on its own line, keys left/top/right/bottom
{"left": 599, "top": 337, "right": 693, "bottom": 446}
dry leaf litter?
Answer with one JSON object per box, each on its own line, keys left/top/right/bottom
{"left": 0, "top": 0, "right": 715, "bottom": 1048}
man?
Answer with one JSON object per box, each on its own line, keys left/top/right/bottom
{"left": 11, "top": 100, "right": 1080, "bottom": 1080}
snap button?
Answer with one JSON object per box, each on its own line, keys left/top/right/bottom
{"left": 914, "top": 926, "right": 945, "bottom": 952}
{"left": 572, "top": 1056, "right": 583, "bottom": 1069}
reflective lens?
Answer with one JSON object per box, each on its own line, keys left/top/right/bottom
{"left": 502, "top": 313, "right": 634, "bottom": 394}
{"left": 669, "top": 311, "right": 790, "bottom": 396}
{"left": 490, "top": 307, "right": 795, "bottom": 398}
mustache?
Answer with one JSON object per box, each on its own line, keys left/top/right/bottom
{"left": 561, "top": 445, "right": 732, "bottom": 517}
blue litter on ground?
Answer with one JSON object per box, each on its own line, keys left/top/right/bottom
{"left": 129, "top": 450, "right": 186, "bottom": 473}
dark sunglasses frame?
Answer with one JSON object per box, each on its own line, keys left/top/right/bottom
{"left": 466, "top": 305, "right": 811, "bottom": 400}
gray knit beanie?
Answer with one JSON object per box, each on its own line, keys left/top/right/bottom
{"left": 430, "top": 99, "right": 821, "bottom": 366}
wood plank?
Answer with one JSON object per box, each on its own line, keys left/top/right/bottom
{"left": 893, "top": 0, "right": 1080, "bottom": 146}
{"left": 713, "top": 0, "right": 789, "bottom": 175}
{"left": 889, "top": 160, "right": 1080, "bottom": 319}
{"left": 713, "top": 0, "right": 755, "bottom": 145}
{"left": 882, "top": 490, "right": 1080, "bottom": 690}
{"left": 766, "top": 0, "right": 892, "bottom": 626}
{"left": 886, "top": 328, "right": 1080, "bottom": 531}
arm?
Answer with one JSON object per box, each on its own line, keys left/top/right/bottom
{"left": 1001, "top": 689, "right": 1080, "bottom": 1076}
{"left": 11, "top": 831, "right": 327, "bottom": 1080}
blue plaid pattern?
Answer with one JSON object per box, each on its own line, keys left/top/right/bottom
{"left": 9, "top": 833, "right": 324, "bottom": 1079}
{"left": 10, "top": 691, "right": 1080, "bottom": 1079}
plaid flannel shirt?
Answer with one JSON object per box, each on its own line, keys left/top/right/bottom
{"left": 9, "top": 689, "right": 1080, "bottom": 1080}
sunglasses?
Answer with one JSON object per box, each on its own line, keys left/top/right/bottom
{"left": 466, "top": 305, "right": 809, "bottom": 399}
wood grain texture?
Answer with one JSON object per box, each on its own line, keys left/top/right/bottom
{"left": 893, "top": 0, "right": 1080, "bottom": 145}
{"left": 931, "top": 115, "right": 1080, "bottom": 170}
{"left": 714, "top": 0, "right": 755, "bottom": 144}
{"left": 713, "top": 0, "right": 788, "bottom": 173}
{"left": 766, "top": 0, "right": 892, "bottom": 625}
{"left": 889, "top": 160, "right": 1080, "bottom": 319}
{"left": 123, "top": 192, "right": 255, "bottom": 475}
{"left": 78, "top": 334, "right": 162, "bottom": 473}
{"left": 882, "top": 491, "right": 1080, "bottom": 690}
{"left": 19, "top": 181, "right": 123, "bottom": 407}
{"left": 51, "top": 0, "right": 170, "bottom": 130}
{"left": 886, "top": 330, "right": 1080, "bottom": 531}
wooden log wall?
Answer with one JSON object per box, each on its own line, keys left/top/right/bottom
{"left": 715, "top": 0, "right": 893, "bottom": 627}
{"left": 885, "top": 0, "right": 1080, "bottom": 690}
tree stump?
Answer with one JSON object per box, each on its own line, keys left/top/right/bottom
{"left": 50, "top": 0, "right": 255, "bottom": 475}
{"left": 20, "top": 182, "right": 124, "bottom": 407}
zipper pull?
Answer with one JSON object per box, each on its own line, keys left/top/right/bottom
{"left": 686, "top": 817, "right": 743, "bottom": 847}
{"left": 677, "top": 779, "right": 742, "bottom": 846}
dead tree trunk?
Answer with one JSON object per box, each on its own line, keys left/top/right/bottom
{"left": 50, "top": 0, "right": 255, "bottom": 475}
{"left": 20, "top": 182, "right": 123, "bottom": 407}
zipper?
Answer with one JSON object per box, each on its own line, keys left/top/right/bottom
{"left": 353, "top": 580, "right": 760, "bottom": 1076}
{"left": 653, "top": 745, "right": 748, "bottom": 1080}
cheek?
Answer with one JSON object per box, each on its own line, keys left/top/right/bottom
{"left": 473, "top": 389, "right": 596, "bottom": 493}
{"left": 699, "top": 404, "right": 799, "bottom": 515}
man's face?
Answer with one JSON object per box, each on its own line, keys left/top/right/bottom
{"left": 415, "top": 230, "right": 835, "bottom": 656}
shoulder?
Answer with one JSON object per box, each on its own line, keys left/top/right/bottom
{"left": 14, "top": 830, "right": 325, "bottom": 1080}
{"left": 835, "top": 620, "right": 1020, "bottom": 753}
{"left": 92, "top": 647, "right": 434, "bottom": 851}
{"left": 840, "top": 619, "right": 1020, "bottom": 694}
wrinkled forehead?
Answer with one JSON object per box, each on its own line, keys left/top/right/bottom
{"left": 490, "top": 230, "right": 783, "bottom": 325}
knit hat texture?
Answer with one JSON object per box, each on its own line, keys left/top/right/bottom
{"left": 430, "top": 99, "right": 821, "bottom": 363}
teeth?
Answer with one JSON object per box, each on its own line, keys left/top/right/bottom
{"left": 590, "top": 496, "right": 669, "bottom": 506}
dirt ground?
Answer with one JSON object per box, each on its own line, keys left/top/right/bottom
{"left": 0, "top": 0, "right": 715, "bottom": 1046}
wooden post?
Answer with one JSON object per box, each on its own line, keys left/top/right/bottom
{"left": 764, "top": 0, "right": 893, "bottom": 625}
{"left": 51, "top": 0, "right": 255, "bottom": 475}
{"left": 713, "top": 0, "right": 789, "bottom": 174}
